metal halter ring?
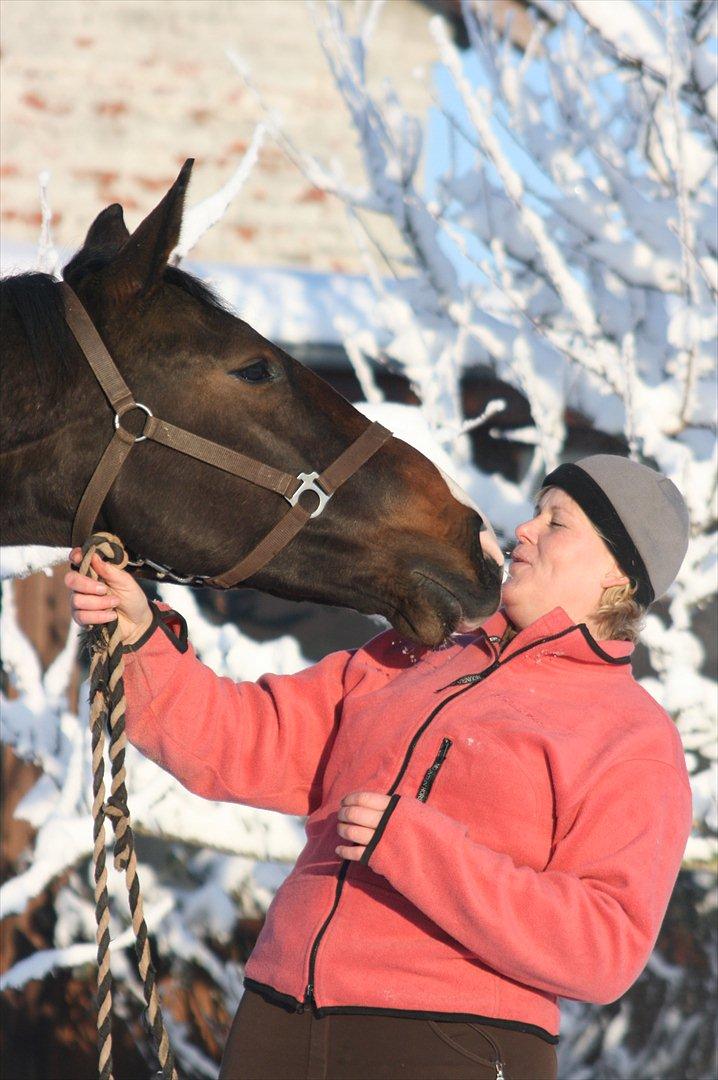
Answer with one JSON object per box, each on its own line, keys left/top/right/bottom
{"left": 287, "top": 471, "right": 332, "bottom": 518}
{"left": 114, "top": 402, "right": 153, "bottom": 442}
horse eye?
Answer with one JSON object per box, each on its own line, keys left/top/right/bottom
{"left": 230, "top": 359, "right": 273, "bottom": 384}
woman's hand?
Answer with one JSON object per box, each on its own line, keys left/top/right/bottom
{"left": 336, "top": 791, "right": 391, "bottom": 861}
{"left": 64, "top": 546, "right": 154, "bottom": 646}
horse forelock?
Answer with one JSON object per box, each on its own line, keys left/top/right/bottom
{"left": 62, "top": 246, "right": 235, "bottom": 316}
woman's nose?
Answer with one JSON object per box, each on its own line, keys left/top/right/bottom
{"left": 515, "top": 518, "right": 535, "bottom": 543}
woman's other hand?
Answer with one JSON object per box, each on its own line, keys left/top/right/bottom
{"left": 64, "top": 546, "right": 154, "bottom": 647}
{"left": 336, "top": 791, "right": 391, "bottom": 861}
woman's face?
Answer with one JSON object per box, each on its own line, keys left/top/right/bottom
{"left": 501, "top": 487, "right": 629, "bottom": 634}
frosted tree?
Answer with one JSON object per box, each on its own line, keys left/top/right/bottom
{"left": 229, "top": 1, "right": 717, "bottom": 1076}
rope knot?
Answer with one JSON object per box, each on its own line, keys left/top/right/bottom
{"left": 103, "top": 797, "right": 129, "bottom": 822}
{"left": 82, "top": 531, "right": 130, "bottom": 572}
{"left": 104, "top": 795, "right": 132, "bottom": 870}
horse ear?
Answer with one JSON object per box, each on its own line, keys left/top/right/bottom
{"left": 101, "top": 158, "right": 194, "bottom": 301}
{"left": 82, "top": 203, "right": 131, "bottom": 254}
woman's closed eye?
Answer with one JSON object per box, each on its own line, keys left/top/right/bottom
{"left": 532, "top": 504, "right": 564, "bottom": 527}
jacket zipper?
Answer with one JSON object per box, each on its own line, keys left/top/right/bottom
{"left": 302, "top": 682, "right": 476, "bottom": 1010}
{"left": 416, "top": 737, "right": 453, "bottom": 802}
{"left": 302, "top": 623, "right": 580, "bottom": 1011}
{"left": 302, "top": 860, "right": 351, "bottom": 1011}
{"left": 438, "top": 624, "right": 580, "bottom": 690}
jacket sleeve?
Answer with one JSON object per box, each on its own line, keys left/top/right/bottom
{"left": 361, "top": 757, "right": 693, "bottom": 1004}
{"left": 121, "top": 602, "right": 356, "bottom": 816}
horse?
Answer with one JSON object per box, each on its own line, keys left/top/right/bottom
{"left": 0, "top": 159, "right": 502, "bottom": 647}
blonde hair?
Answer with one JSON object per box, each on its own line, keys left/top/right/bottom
{"left": 590, "top": 579, "right": 645, "bottom": 643}
{"left": 588, "top": 514, "right": 647, "bottom": 641}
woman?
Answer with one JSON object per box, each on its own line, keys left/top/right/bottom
{"left": 65, "top": 453, "right": 694, "bottom": 1080}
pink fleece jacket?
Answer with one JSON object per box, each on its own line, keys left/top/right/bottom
{"left": 122, "top": 602, "right": 693, "bottom": 1043}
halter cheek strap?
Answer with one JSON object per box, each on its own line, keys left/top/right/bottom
{"left": 61, "top": 281, "right": 393, "bottom": 588}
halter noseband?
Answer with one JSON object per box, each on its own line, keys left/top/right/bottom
{"left": 61, "top": 281, "right": 393, "bottom": 589}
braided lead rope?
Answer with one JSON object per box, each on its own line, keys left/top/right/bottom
{"left": 79, "top": 532, "right": 178, "bottom": 1080}
{"left": 86, "top": 642, "right": 115, "bottom": 1080}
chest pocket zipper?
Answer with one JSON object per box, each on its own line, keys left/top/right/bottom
{"left": 416, "top": 737, "right": 453, "bottom": 802}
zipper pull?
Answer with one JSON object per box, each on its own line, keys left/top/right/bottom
{"left": 495, "top": 1062, "right": 506, "bottom": 1079}
{"left": 438, "top": 659, "right": 500, "bottom": 691}
{"left": 450, "top": 674, "right": 484, "bottom": 686}
{"left": 416, "top": 738, "right": 453, "bottom": 801}
{"left": 433, "top": 737, "right": 452, "bottom": 764}
{"left": 303, "top": 982, "right": 315, "bottom": 1010}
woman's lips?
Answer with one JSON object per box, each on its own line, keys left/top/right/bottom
{"left": 506, "top": 554, "right": 531, "bottom": 577}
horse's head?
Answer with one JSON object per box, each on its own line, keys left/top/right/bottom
{"left": 8, "top": 160, "right": 503, "bottom": 646}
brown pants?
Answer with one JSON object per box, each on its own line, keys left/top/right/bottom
{"left": 219, "top": 988, "right": 559, "bottom": 1080}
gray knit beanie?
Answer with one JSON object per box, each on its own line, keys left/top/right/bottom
{"left": 540, "top": 454, "right": 690, "bottom": 606}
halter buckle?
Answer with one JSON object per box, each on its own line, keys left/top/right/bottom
{"left": 287, "top": 471, "right": 332, "bottom": 518}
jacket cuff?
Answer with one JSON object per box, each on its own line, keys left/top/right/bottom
{"left": 359, "top": 793, "right": 402, "bottom": 866}
{"left": 360, "top": 792, "right": 468, "bottom": 873}
{"left": 123, "top": 601, "right": 188, "bottom": 655}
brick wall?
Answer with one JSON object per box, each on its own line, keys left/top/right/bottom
{"left": 1, "top": 0, "right": 440, "bottom": 271}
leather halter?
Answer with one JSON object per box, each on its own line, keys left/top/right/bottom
{"left": 61, "top": 281, "right": 393, "bottom": 589}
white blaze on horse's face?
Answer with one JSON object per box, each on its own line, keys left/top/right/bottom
{"left": 437, "top": 468, "right": 504, "bottom": 570}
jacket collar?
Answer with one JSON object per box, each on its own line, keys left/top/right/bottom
{"left": 477, "top": 605, "right": 634, "bottom": 666}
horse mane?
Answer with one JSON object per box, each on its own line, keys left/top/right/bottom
{"left": 1, "top": 272, "right": 76, "bottom": 397}
{"left": 1, "top": 251, "right": 233, "bottom": 397}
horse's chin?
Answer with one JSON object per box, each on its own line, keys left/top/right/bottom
{"left": 388, "top": 606, "right": 469, "bottom": 650}
{"left": 390, "top": 573, "right": 500, "bottom": 649}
